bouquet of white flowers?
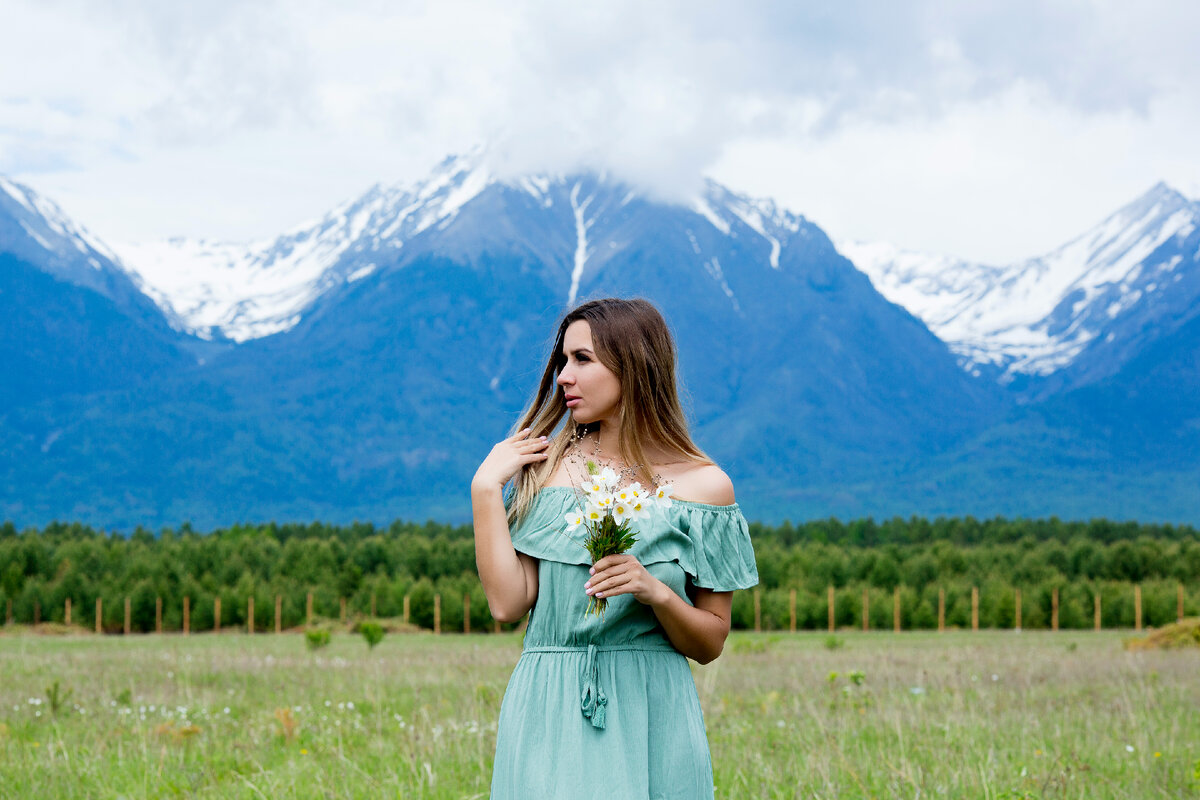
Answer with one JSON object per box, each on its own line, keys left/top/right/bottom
{"left": 563, "top": 462, "right": 674, "bottom": 616}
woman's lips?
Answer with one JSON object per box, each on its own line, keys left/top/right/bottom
{"left": 565, "top": 395, "right": 581, "bottom": 407}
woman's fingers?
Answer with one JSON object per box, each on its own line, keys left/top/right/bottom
{"left": 591, "top": 554, "right": 633, "bottom": 573}
{"left": 586, "top": 572, "right": 633, "bottom": 596}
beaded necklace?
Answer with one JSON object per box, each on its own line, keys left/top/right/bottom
{"left": 564, "top": 426, "right": 663, "bottom": 489}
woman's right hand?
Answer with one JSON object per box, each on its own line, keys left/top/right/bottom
{"left": 472, "top": 428, "right": 550, "bottom": 491}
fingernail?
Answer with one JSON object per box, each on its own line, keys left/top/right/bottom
{"left": 588, "top": 567, "right": 595, "bottom": 575}
{"left": 596, "top": 592, "right": 604, "bottom": 598}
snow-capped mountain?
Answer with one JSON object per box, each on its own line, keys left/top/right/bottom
{"left": 113, "top": 154, "right": 492, "bottom": 342}
{"left": 114, "top": 153, "right": 810, "bottom": 342}
{"left": 840, "top": 182, "right": 1200, "bottom": 379}
{"left": 0, "top": 175, "right": 181, "bottom": 330}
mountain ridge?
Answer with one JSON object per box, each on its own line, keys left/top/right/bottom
{"left": 4, "top": 163, "right": 1199, "bottom": 527}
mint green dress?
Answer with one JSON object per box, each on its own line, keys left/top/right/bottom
{"left": 490, "top": 486, "right": 759, "bottom": 800}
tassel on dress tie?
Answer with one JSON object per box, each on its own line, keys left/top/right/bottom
{"left": 579, "top": 643, "right": 607, "bottom": 729}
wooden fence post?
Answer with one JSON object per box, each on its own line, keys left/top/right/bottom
{"left": 275, "top": 595, "right": 282, "bottom": 634}
{"left": 403, "top": 595, "right": 410, "bottom": 626}
{"left": 340, "top": 597, "right": 346, "bottom": 623}
{"left": 96, "top": 597, "right": 102, "bottom": 634}
{"left": 5, "top": 597, "right": 12, "bottom": 626}
{"left": 789, "top": 588, "right": 797, "bottom": 633}
{"left": 214, "top": 597, "right": 221, "bottom": 634}
{"left": 1179, "top": 584, "right": 1185, "bottom": 623}
{"left": 34, "top": 601, "right": 40, "bottom": 625}
{"left": 156, "top": 596, "right": 162, "bottom": 634}
{"left": 306, "top": 592, "right": 313, "bottom": 627}
{"left": 183, "top": 596, "right": 191, "bottom": 636}
{"left": 893, "top": 586, "right": 901, "bottom": 633}
{"left": 1051, "top": 587, "right": 1059, "bottom": 632}
{"left": 493, "top": 618, "right": 500, "bottom": 634}
{"left": 1014, "top": 588, "right": 1022, "bottom": 632}
{"left": 464, "top": 593, "right": 471, "bottom": 634}
{"left": 754, "top": 589, "right": 762, "bottom": 632}
{"left": 248, "top": 596, "right": 255, "bottom": 635}
{"left": 434, "top": 594, "right": 441, "bottom": 634}
{"left": 861, "top": 588, "right": 869, "bottom": 632}
{"left": 1134, "top": 585, "right": 1142, "bottom": 631}
{"left": 65, "top": 597, "right": 72, "bottom": 626}
{"left": 971, "top": 586, "right": 979, "bottom": 632}
{"left": 937, "top": 588, "right": 945, "bottom": 633}
{"left": 124, "top": 597, "right": 131, "bottom": 635}
{"left": 827, "top": 586, "right": 835, "bottom": 632}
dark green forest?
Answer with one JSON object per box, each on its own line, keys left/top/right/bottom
{"left": 1, "top": 517, "right": 1197, "bottom": 633}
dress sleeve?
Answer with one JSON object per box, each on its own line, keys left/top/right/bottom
{"left": 676, "top": 504, "right": 760, "bottom": 591}
{"left": 509, "top": 493, "right": 592, "bottom": 566}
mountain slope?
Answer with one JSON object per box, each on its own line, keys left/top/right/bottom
{"left": 0, "top": 178, "right": 203, "bottom": 410}
{"left": 0, "top": 252, "right": 197, "bottom": 410}
{"left": 0, "top": 176, "right": 183, "bottom": 336}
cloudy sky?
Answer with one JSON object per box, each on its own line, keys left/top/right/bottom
{"left": 2, "top": 0, "right": 1198, "bottom": 263}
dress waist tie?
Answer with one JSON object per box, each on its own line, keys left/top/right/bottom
{"left": 523, "top": 643, "right": 678, "bottom": 731}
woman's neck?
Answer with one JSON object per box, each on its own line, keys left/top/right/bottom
{"left": 593, "top": 422, "right": 621, "bottom": 457}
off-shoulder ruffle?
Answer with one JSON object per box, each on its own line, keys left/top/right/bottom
{"left": 510, "top": 487, "right": 759, "bottom": 592}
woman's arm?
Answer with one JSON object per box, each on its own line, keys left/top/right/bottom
{"left": 471, "top": 429, "right": 548, "bottom": 622}
{"left": 585, "top": 555, "right": 731, "bottom": 663}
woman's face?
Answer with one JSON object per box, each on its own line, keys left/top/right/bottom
{"left": 557, "top": 320, "right": 621, "bottom": 426}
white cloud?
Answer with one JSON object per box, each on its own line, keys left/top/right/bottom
{"left": 0, "top": 0, "right": 1197, "bottom": 258}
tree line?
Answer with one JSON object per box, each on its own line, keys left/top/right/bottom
{"left": 1, "top": 517, "right": 1196, "bottom": 632}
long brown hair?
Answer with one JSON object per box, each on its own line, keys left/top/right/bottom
{"left": 507, "top": 297, "right": 710, "bottom": 523}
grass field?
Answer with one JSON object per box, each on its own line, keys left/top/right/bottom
{"left": 0, "top": 628, "right": 1197, "bottom": 798}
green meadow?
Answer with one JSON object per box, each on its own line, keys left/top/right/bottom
{"left": 0, "top": 629, "right": 1196, "bottom": 799}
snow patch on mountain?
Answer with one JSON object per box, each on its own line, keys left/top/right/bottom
{"left": 568, "top": 181, "right": 594, "bottom": 306}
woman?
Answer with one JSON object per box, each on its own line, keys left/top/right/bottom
{"left": 472, "top": 298, "right": 758, "bottom": 799}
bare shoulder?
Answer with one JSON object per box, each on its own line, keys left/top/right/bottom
{"left": 664, "top": 462, "right": 736, "bottom": 506}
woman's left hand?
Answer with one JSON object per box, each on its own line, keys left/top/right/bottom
{"left": 585, "top": 554, "right": 670, "bottom": 607}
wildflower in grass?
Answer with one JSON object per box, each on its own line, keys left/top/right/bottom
{"left": 1125, "top": 745, "right": 1135, "bottom": 753}
{"left": 1154, "top": 751, "right": 1161, "bottom": 758}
